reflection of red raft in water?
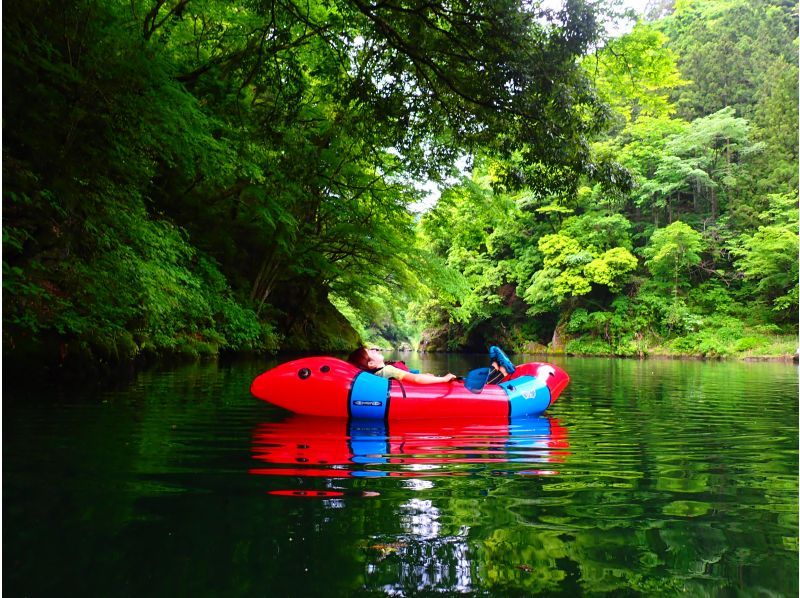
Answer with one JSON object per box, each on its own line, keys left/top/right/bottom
{"left": 250, "top": 357, "right": 569, "bottom": 419}
{"left": 250, "top": 415, "right": 570, "bottom": 479}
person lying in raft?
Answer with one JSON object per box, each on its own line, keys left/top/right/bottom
{"left": 347, "top": 345, "right": 515, "bottom": 388}
{"left": 347, "top": 347, "right": 458, "bottom": 384}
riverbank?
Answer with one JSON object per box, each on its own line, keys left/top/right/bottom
{"left": 4, "top": 332, "right": 797, "bottom": 390}
{"left": 556, "top": 350, "right": 799, "bottom": 363}
{"left": 332, "top": 336, "right": 800, "bottom": 363}
{"left": 508, "top": 322, "right": 796, "bottom": 362}
{"left": 553, "top": 336, "right": 798, "bottom": 362}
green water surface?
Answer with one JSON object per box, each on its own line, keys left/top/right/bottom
{"left": 4, "top": 355, "right": 798, "bottom": 596}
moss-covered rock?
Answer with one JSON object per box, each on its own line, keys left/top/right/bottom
{"left": 517, "top": 341, "right": 550, "bottom": 354}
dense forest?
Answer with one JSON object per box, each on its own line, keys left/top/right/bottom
{"left": 3, "top": 0, "right": 798, "bottom": 375}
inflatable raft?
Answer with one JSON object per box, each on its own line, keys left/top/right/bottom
{"left": 250, "top": 356, "right": 569, "bottom": 419}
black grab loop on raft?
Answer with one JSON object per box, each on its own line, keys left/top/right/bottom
{"left": 392, "top": 378, "right": 407, "bottom": 400}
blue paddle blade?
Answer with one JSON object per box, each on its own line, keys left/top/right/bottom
{"left": 464, "top": 367, "right": 492, "bottom": 393}
{"left": 489, "top": 345, "right": 516, "bottom": 374}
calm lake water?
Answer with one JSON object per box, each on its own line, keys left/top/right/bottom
{"left": 4, "top": 354, "right": 798, "bottom": 596}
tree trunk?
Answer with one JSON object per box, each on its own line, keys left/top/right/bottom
{"left": 250, "top": 251, "right": 282, "bottom": 314}
{"left": 710, "top": 186, "right": 718, "bottom": 222}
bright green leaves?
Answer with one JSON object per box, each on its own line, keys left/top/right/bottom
{"left": 734, "top": 220, "right": 799, "bottom": 320}
{"left": 581, "top": 21, "right": 688, "bottom": 204}
{"left": 585, "top": 248, "right": 639, "bottom": 292}
{"left": 642, "top": 221, "right": 704, "bottom": 290}
{"left": 736, "top": 225, "right": 799, "bottom": 294}
{"left": 537, "top": 234, "right": 585, "bottom": 270}
{"left": 599, "top": 105, "right": 761, "bottom": 227}
{"left": 560, "top": 213, "right": 635, "bottom": 252}
{"left": 584, "top": 22, "right": 687, "bottom": 123}
{"left": 412, "top": 0, "right": 798, "bottom": 355}
{"left": 663, "top": 106, "right": 759, "bottom": 202}
{"left": 523, "top": 234, "right": 592, "bottom": 313}
{"left": 523, "top": 229, "right": 639, "bottom": 314}
{"left": 533, "top": 212, "right": 638, "bottom": 299}
{"left": 666, "top": 107, "right": 752, "bottom": 156}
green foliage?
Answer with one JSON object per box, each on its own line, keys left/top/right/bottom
{"left": 560, "top": 213, "right": 635, "bottom": 251}
{"left": 585, "top": 248, "right": 639, "bottom": 292}
{"left": 563, "top": 298, "right": 653, "bottom": 356}
{"left": 734, "top": 222, "right": 799, "bottom": 322}
{"left": 3, "top": 189, "right": 275, "bottom": 360}
{"left": 3, "top": 0, "right": 797, "bottom": 368}
{"left": 583, "top": 22, "right": 688, "bottom": 123}
{"left": 628, "top": 107, "right": 761, "bottom": 225}
{"left": 665, "top": 314, "right": 750, "bottom": 357}
{"left": 564, "top": 336, "right": 614, "bottom": 356}
{"left": 523, "top": 220, "right": 639, "bottom": 314}
{"left": 415, "top": 0, "right": 798, "bottom": 357}
{"left": 751, "top": 57, "right": 799, "bottom": 191}
{"left": 642, "top": 221, "right": 704, "bottom": 289}
{"left": 417, "top": 172, "right": 530, "bottom": 331}
{"left": 659, "top": 0, "right": 798, "bottom": 121}
{"left": 523, "top": 235, "right": 591, "bottom": 314}
{"left": 4, "top": 0, "right": 622, "bottom": 369}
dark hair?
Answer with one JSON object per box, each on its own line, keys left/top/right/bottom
{"left": 347, "top": 347, "right": 371, "bottom": 371}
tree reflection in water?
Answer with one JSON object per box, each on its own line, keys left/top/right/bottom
{"left": 368, "top": 497, "right": 472, "bottom": 594}
{"left": 251, "top": 414, "right": 568, "bottom": 593}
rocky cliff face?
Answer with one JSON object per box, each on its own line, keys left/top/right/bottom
{"left": 275, "top": 284, "right": 361, "bottom": 353}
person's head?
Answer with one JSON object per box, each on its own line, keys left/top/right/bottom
{"left": 347, "top": 347, "right": 385, "bottom": 371}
